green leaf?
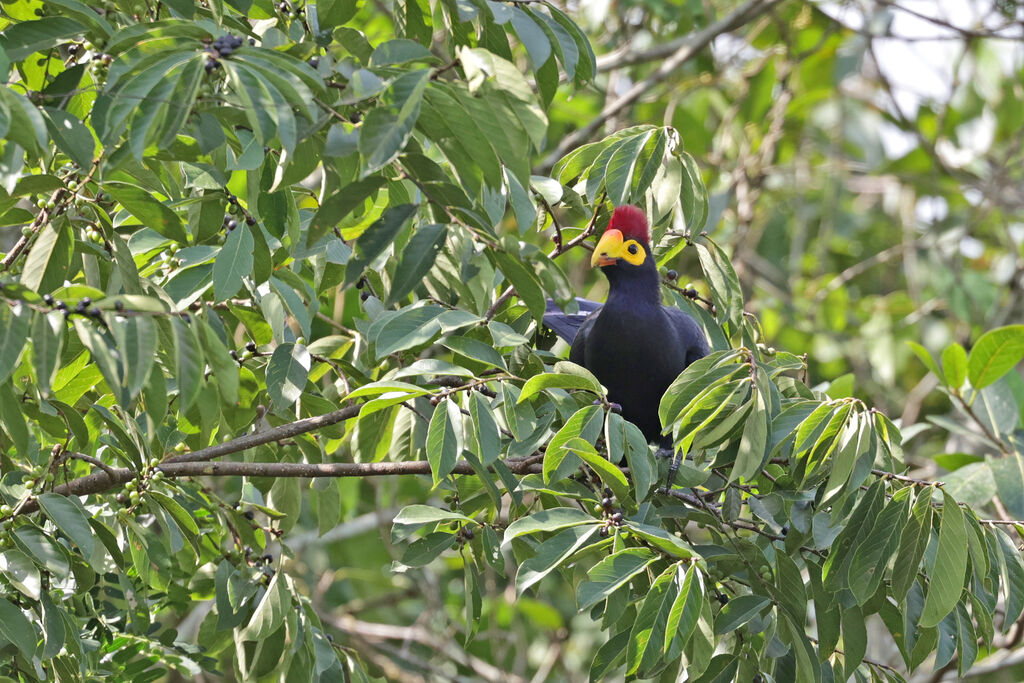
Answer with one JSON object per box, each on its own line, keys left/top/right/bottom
{"left": 344, "top": 203, "right": 418, "bottom": 287}
{"left": 387, "top": 223, "right": 446, "bottom": 304}
{"left": 373, "top": 304, "right": 444, "bottom": 359}
{"left": 907, "top": 341, "right": 943, "bottom": 379}
{"left": 665, "top": 565, "right": 704, "bottom": 653}
{"left": 426, "top": 398, "right": 461, "bottom": 483}
{"left": 563, "top": 437, "right": 631, "bottom": 505}
{"left": 842, "top": 605, "right": 868, "bottom": 680}
{"left": 442, "top": 336, "right": 507, "bottom": 371}
{"left": 266, "top": 342, "right": 311, "bottom": 411}
{"left": 678, "top": 151, "right": 708, "bottom": 231}
{"left": 847, "top": 488, "right": 911, "bottom": 604}
{"left": 713, "top": 594, "right": 770, "bottom": 634}
{"left": 172, "top": 317, "right": 203, "bottom": 412}
{"left": 213, "top": 225, "right": 254, "bottom": 301}
{"left": 492, "top": 251, "right": 546, "bottom": 323}
{"left": 732, "top": 385, "right": 768, "bottom": 482}
{"left": 509, "top": 7, "right": 551, "bottom": 68}
{"left": 306, "top": 175, "right": 385, "bottom": 247}
{"left": 109, "top": 314, "right": 157, "bottom": 401}
{"left": 968, "top": 325, "right": 1024, "bottom": 390}
{"left": 519, "top": 370, "right": 603, "bottom": 402}
{"left": 891, "top": 489, "right": 934, "bottom": 602}
{"left": 31, "top": 310, "right": 64, "bottom": 392}
{"left": 20, "top": 219, "right": 73, "bottom": 293}
{"left": 42, "top": 107, "right": 96, "bottom": 169}
{"left": 0, "top": 550, "right": 41, "bottom": 600}
{"left": 358, "top": 69, "right": 429, "bottom": 172}
{"left": 626, "top": 564, "right": 679, "bottom": 676}
{"left": 625, "top": 521, "right": 692, "bottom": 558}
{"left": 37, "top": 494, "right": 95, "bottom": 559}
{"left": 104, "top": 181, "right": 187, "bottom": 243}
{"left": 502, "top": 507, "right": 594, "bottom": 548}
{"left": 0, "top": 302, "right": 29, "bottom": 384}
{"left": 941, "top": 342, "right": 968, "bottom": 390}
{"left": 0, "top": 596, "right": 36, "bottom": 658}
{"left": 393, "top": 505, "right": 474, "bottom": 528}
{"left": 991, "top": 453, "right": 1024, "bottom": 520}
{"left": 578, "top": 547, "right": 657, "bottom": 610}
{"left": 0, "top": 17, "right": 86, "bottom": 61}
{"left": 516, "top": 525, "right": 598, "bottom": 594}
{"left": 369, "top": 39, "right": 435, "bottom": 66}
{"left": 919, "top": 491, "right": 968, "bottom": 628}
{"left": 469, "top": 391, "right": 501, "bottom": 465}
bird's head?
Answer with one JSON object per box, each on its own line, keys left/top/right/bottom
{"left": 591, "top": 205, "right": 651, "bottom": 270}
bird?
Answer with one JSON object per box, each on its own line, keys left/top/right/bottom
{"left": 543, "top": 205, "right": 709, "bottom": 449}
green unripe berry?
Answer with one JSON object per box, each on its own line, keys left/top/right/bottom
{"left": 129, "top": 491, "right": 141, "bottom": 505}
{"left": 67, "top": 180, "right": 78, "bottom": 191}
{"left": 0, "top": 505, "right": 12, "bottom": 516}
{"left": 149, "top": 457, "right": 160, "bottom": 468}
{"left": 36, "top": 198, "right": 47, "bottom": 208}
{"left": 21, "top": 226, "right": 32, "bottom": 237}
{"left": 125, "top": 479, "right": 136, "bottom": 491}
{"left": 294, "top": 337, "right": 305, "bottom": 346}
{"left": 45, "top": 200, "right": 56, "bottom": 209}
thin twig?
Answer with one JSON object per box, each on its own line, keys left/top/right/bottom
{"left": 539, "top": 0, "right": 783, "bottom": 170}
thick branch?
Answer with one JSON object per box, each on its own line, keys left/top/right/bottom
{"left": 539, "top": 0, "right": 782, "bottom": 171}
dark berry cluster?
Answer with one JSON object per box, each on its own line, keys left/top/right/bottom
{"left": 205, "top": 33, "right": 243, "bottom": 72}
{"left": 42, "top": 294, "right": 102, "bottom": 321}
{"left": 597, "top": 487, "right": 625, "bottom": 536}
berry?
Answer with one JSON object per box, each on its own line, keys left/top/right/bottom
{"left": 229, "top": 349, "right": 239, "bottom": 360}
{"left": 462, "top": 527, "right": 474, "bottom": 540}
{"left": 21, "top": 226, "right": 32, "bottom": 237}
{"left": 666, "top": 269, "right": 677, "bottom": 280}
{"left": 308, "top": 56, "right": 319, "bottom": 68}
{"left": 601, "top": 497, "right": 613, "bottom": 509}
{"left": 36, "top": 198, "right": 47, "bottom": 208}
{"left": 609, "top": 402, "right": 622, "bottom": 414}
{"left": 205, "top": 59, "right": 219, "bottom": 73}
{"left": 42, "top": 294, "right": 54, "bottom": 306}
{"left": 88, "top": 307, "right": 101, "bottom": 318}
{"left": 611, "top": 511, "right": 624, "bottom": 524}
{"left": 81, "top": 297, "right": 91, "bottom": 306}
{"left": 55, "top": 300, "right": 67, "bottom": 311}
{"left": 226, "top": 218, "right": 237, "bottom": 231}
{"left": 114, "top": 300, "right": 124, "bottom": 312}
{"left": 360, "top": 291, "right": 370, "bottom": 302}
{"left": 243, "top": 510, "right": 255, "bottom": 520}
{"left": 245, "top": 216, "right": 256, "bottom": 226}
{"left": 245, "top": 341, "right": 257, "bottom": 352}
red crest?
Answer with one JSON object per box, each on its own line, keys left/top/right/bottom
{"left": 606, "top": 205, "right": 649, "bottom": 243}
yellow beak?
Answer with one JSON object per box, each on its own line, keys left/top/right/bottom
{"left": 591, "top": 229, "right": 625, "bottom": 267}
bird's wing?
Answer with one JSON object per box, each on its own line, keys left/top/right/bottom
{"left": 543, "top": 297, "right": 602, "bottom": 345}
{"left": 664, "top": 307, "right": 711, "bottom": 365}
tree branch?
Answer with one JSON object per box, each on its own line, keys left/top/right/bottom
{"left": 539, "top": 0, "right": 782, "bottom": 171}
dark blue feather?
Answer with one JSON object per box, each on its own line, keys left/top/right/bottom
{"left": 543, "top": 298, "right": 602, "bottom": 344}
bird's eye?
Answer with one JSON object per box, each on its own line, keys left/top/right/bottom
{"left": 627, "top": 243, "right": 639, "bottom": 255}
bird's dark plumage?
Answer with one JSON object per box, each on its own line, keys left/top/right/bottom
{"left": 544, "top": 206, "right": 709, "bottom": 445}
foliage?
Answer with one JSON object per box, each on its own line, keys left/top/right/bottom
{"left": 0, "top": 0, "right": 1023, "bottom": 681}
